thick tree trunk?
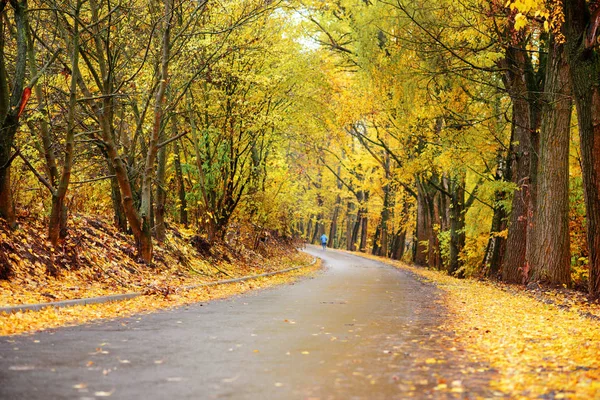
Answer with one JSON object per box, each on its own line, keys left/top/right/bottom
{"left": 483, "top": 149, "right": 512, "bottom": 278}
{"left": 108, "top": 162, "right": 127, "bottom": 232}
{"left": 0, "top": 155, "right": 15, "bottom": 226}
{"left": 391, "top": 229, "right": 407, "bottom": 260}
{"left": 429, "top": 190, "right": 442, "bottom": 269}
{"left": 379, "top": 177, "right": 393, "bottom": 257}
{"left": 0, "top": 1, "right": 28, "bottom": 228}
{"left": 502, "top": 47, "right": 534, "bottom": 284}
{"left": 350, "top": 210, "right": 361, "bottom": 251}
{"left": 306, "top": 215, "right": 314, "bottom": 242}
{"left": 349, "top": 191, "right": 366, "bottom": 251}
{"left": 311, "top": 216, "right": 323, "bottom": 244}
{"left": 415, "top": 180, "right": 430, "bottom": 266}
{"left": 448, "top": 177, "right": 466, "bottom": 277}
{"left": 529, "top": 38, "right": 572, "bottom": 286}
{"left": 346, "top": 202, "right": 355, "bottom": 250}
{"left": 391, "top": 198, "right": 409, "bottom": 260}
{"left": 48, "top": 198, "right": 68, "bottom": 245}
{"left": 372, "top": 224, "right": 381, "bottom": 255}
{"left": 564, "top": 0, "right": 600, "bottom": 297}
{"left": 329, "top": 195, "right": 340, "bottom": 248}
{"left": 359, "top": 211, "right": 368, "bottom": 252}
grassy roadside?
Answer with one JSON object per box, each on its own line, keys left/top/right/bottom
{"left": 0, "top": 257, "right": 321, "bottom": 336}
{"left": 349, "top": 252, "right": 600, "bottom": 399}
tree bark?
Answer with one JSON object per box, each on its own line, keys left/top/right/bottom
{"left": 378, "top": 156, "right": 392, "bottom": 256}
{"left": 346, "top": 201, "right": 354, "bottom": 250}
{"left": 173, "top": 139, "right": 188, "bottom": 226}
{"left": 483, "top": 149, "right": 512, "bottom": 278}
{"left": 0, "top": 1, "right": 29, "bottom": 227}
{"left": 564, "top": 0, "right": 600, "bottom": 297}
{"left": 306, "top": 214, "right": 314, "bottom": 242}
{"left": 448, "top": 176, "right": 466, "bottom": 276}
{"left": 391, "top": 229, "right": 407, "bottom": 260}
{"left": 391, "top": 198, "right": 410, "bottom": 260}
{"left": 138, "top": 0, "right": 172, "bottom": 260}
{"left": 49, "top": 0, "right": 81, "bottom": 246}
{"left": 415, "top": 179, "right": 430, "bottom": 266}
{"left": 329, "top": 195, "right": 341, "bottom": 248}
{"left": 155, "top": 116, "right": 172, "bottom": 242}
{"left": 107, "top": 160, "right": 128, "bottom": 232}
{"left": 155, "top": 143, "right": 167, "bottom": 242}
{"left": 502, "top": 46, "right": 534, "bottom": 284}
{"left": 528, "top": 38, "right": 572, "bottom": 286}
{"left": 359, "top": 210, "right": 368, "bottom": 252}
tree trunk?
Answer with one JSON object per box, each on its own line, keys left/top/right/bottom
{"left": 329, "top": 195, "right": 340, "bottom": 249}
{"left": 346, "top": 201, "right": 355, "bottom": 250}
{"left": 137, "top": 0, "right": 172, "bottom": 261}
{"left": 564, "top": 0, "right": 600, "bottom": 297}
{"left": 173, "top": 139, "right": 188, "bottom": 226}
{"left": 49, "top": 1, "right": 81, "bottom": 246}
{"left": 0, "top": 1, "right": 28, "bottom": 228}
{"left": 378, "top": 161, "right": 392, "bottom": 257}
{"left": 448, "top": 177, "right": 466, "bottom": 277}
{"left": 154, "top": 116, "right": 171, "bottom": 242}
{"left": 502, "top": 47, "right": 534, "bottom": 284}
{"left": 415, "top": 180, "right": 430, "bottom": 266}
{"left": 372, "top": 223, "right": 381, "bottom": 255}
{"left": 391, "top": 229, "right": 407, "bottom": 260}
{"left": 359, "top": 211, "right": 368, "bottom": 252}
{"left": 483, "top": 149, "right": 512, "bottom": 278}
{"left": 155, "top": 143, "right": 167, "bottom": 242}
{"left": 311, "top": 216, "right": 323, "bottom": 244}
{"left": 306, "top": 215, "right": 314, "bottom": 242}
{"left": 429, "top": 190, "right": 442, "bottom": 269}
{"left": 528, "top": 38, "right": 572, "bottom": 286}
{"left": 108, "top": 162, "right": 127, "bottom": 232}
{"left": 350, "top": 210, "right": 360, "bottom": 251}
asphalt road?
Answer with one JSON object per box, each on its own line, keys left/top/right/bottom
{"left": 0, "top": 246, "right": 491, "bottom": 399}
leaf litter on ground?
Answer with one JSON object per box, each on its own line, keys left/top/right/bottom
{"left": 0, "top": 214, "right": 320, "bottom": 336}
{"left": 354, "top": 252, "right": 600, "bottom": 399}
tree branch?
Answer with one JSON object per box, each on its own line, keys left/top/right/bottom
{"left": 14, "top": 147, "right": 55, "bottom": 194}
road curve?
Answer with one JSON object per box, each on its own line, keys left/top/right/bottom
{"left": 0, "top": 246, "right": 490, "bottom": 399}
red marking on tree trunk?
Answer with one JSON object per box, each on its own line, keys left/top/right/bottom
{"left": 17, "top": 87, "right": 31, "bottom": 118}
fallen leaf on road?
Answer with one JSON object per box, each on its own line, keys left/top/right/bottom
{"left": 9, "top": 365, "right": 34, "bottom": 371}
{"left": 221, "top": 375, "right": 239, "bottom": 383}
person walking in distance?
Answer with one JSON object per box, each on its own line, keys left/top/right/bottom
{"left": 320, "top": 233, "right": 328, "bottom": 250}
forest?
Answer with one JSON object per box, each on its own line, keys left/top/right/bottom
{"left": 0, "top": 0, "right": 599, "bottom": 300}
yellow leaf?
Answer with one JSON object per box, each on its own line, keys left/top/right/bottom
{"left": 514, "top": 13, "right": 528, "bottom": 31}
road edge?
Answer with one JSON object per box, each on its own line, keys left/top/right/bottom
{"left": 0, "top": 257, "right": 317, "bottom": 315}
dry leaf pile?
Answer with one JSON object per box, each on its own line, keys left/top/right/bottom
{"left": 0, "top": 215, "right": 317, "bottom": 335}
